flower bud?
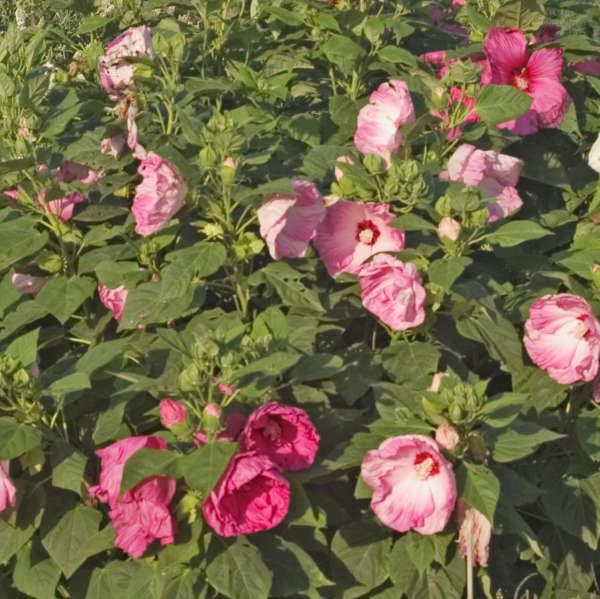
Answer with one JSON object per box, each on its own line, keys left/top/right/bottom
{"left": 428, "top": 371, "right": 449, "bottom": 392}
{"left": 220, "top": 157, "right": 236, "bottom": 185}
{"left": 437, "top": 216, "right": 461, "bottom": 241}
{"left": 455, "top": 499, "right": 492, "bottom": 566}
{"left": 334, "top": 155, "right": 354, "bottom": 181}
{"left": 435, "top": 422, "right": 459, "bottom": 451}
{"left": 589, "top": 133, "right": 600, "bottom": 173}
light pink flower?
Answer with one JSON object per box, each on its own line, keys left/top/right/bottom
{"left": 530, "top": 24, "right": 560, "bottom": 45}
{"left": 361, "top": 434, "right": 456, "bottom": 534}
{"left": 572, "top": 59, "right": 600, "bottom": 77}
{"left": 11, "top": 273, "right": 46, "bottom": 296}
{"left": 38, "top": 190, "right": 86, "bottom": 222}
{"left": 334, "top": 155, "right": 354, "bottom": 181}
{"left": 194, "top": 411, "right": 247, "bottom": 447}
{"left": 204, "top": 403, "right": 221, "bottom": 419}
{"left": 440, "top": 144, "right": 524, "bottom": 222}
{"left": 53, "top": 161, "right": 103, "bottom": 185}
{"left": 437, "top": 216, "right": 461, "bottom": 241}
{"left": 435, "top": 422, "right": 459, "bottom": 451}
{"left": 313, "top": 200, "right": 405, "bottom": 279}
{"left": 160, "top": 399, "right": 187, "bottom": 429}
{"left": 357, "top": 254, "right": 426, "bottom": 331}
{"left": 524, "top": 294, "right": 600, "bottom": 384}
{"left": 257, "top": 180, "right": 325, "bottom": 260}
{"left": 452, "top": 0, "right": 466, "bottom": 7}
{"left": 481, "top": 27, "right": 570, "bottom": 135}
{"left": 101, "top": 134, "right": 127, "bottom": 159}
{"left": 98, "top": 26, "right": 154, "bottom": 101}
{"left": 238, "top": 401, "right": 319, "bottom": 472}
{"left": 98, "top": 282, "right": 128, "bottom": 321}
{"left": 132, "top": 152, "right": 188, "bottom": 236}
{"left": 89, "top": 436, "right": 177, "bottom": 558}
{"left": 202, "top": 452, "right": 290, "bottom": 537}
{"left": 590, "top": 133, "right": 600, "bottom": 173}
{"left": 456, "top": 499, "right": 492, "bottom": 566}
{"left": 0, "top": 461, "right": 16, "bottom": 513}
{"left": 354, "top": 79, "right": 415, "bottom": 164}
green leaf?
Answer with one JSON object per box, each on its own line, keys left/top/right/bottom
{"left": 120, "top": 448, "right": 183, "bottom": 497}
{"left": 50, "top": 441, "right": 87, "bottom": 495}
{"left": 475, "top": 85, "right": 533, "bottom": 128}
{"left": 392, "top": 213, "right": 437, "bottom": 232}
{"left": 233, "top": 351, "right": 299, "bottom": 379}
{"left": 542, "top": 473, "right": 600, "bottom": 550}
{"left": 322, "top": 35, "right": 365, "bottom": 75}
{"left": 47, "top": 372, "right": 91, "bottom": 395}
{"left": 428, "top": 257, "right": 472, "bottom": 291}
{"left": 249, "top": 262, "right": 325, "bottom": 313}
{"left": 76, "top": 15, "right": 111, "bottom": 34}
{"left": 329, "top": 95, "right": 358, "bottom": 129}
{"left": 41, "top": 505, "right": 113, "bottom": 578}
{"left": 378, "top": 46, "right": 418, "bottom": 67}
{"left": 181, "top": 441, "right": 237, "bottom": 494}
{"left": 0, "top": 218, "right": 49, "bottom": 271}
{"left": 576, "top": 410, "right": 600, "bottom": 461}
{"left": 0, "top": 417, "right": 41, "bottom": 460}
{"left": 290, "top": 353, "right": 344, "bottom": 382}
{"left": 35, "top": 276, "right": 96, "bottom": 324}
{"left": 251, "top": 306, "right": 288, "bottom": 341}
{"left": 302, "top": 144, "right": 346, "bottom": 181}
{"left": 487, "top": 419, "right": 564, "bottom": 462}
{"left": 5, "top": 328, "right": 39, "bottom": 367}
{"left": 331, "top": 520, "right": 392, "bottom": 591}
{"left": 84, "top": 561, "right": 154, "bottom": 599}
{"left": 492, "top": 0, "right": 546, "bottom": 32}
{"left": 382, "top": 341, "right": 440, "bottom": 388}
{"left": 486, "top": 220, "right": 552, "bottom": 247}
{"left": 456, "top": 462, "right": 500, "bottom": 525}
{"left": 479, "top": 392, "right": 526, "bottom": 428}
{"left": 206, "top": 538, "right": 273, "bottom": 599}
{"left": 13, "top": 540, "right": 61, "bottom": 599}
{"left": 265, "top": 5, "right": 304, "bottom": 25}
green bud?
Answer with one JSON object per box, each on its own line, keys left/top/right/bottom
{"left": 178, "top": 491, "right": 201, "bottom": 523}
{"left": 201, "top": 222, "right": 224, "bottom": 240}
{"left": 179, "top": 363, "right": 200, "bottom": 391}
{"left": 199, "top": 146, "right": 218, "bottom": 168}
{"left": 364, "top": 153, "right": 383, "bottom": 174}
{"left": 448, "top": 402, "right": 463, "bottom": 422}
{"left": 38, "top": 250, "right": 63, "bottom": 273}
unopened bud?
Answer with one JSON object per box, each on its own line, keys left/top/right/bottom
{"left": 334, "top": 155, "right": 354, "bottom": 181}
{"left": 435, "top": 422, "right": 459, "bottom": 451}
{"left": 437, "top": 216, "right": 461, "bottom": 241}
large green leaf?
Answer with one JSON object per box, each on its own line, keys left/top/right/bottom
{"left": 492, "top": 0, "right": 546, "bottom": 32}
{"left": 181, "top": 441, "right": 237, "bottom": 494}
{"left": 475, "top": 85, "right": 533, "bottom": 128}
{"left": 0, "top": 417, "right": 41, "bottom": 460}
{"left": 120, "top": 448, "right": 183, "bottom": 496}
{"left": 0, "top": 218, "right": 49, "bottom": 271}
{"left": 41, "top": 504, "right": 114, "bottom": 578}
{"left": 486, "top": 220, "right": 552, "bottom": 247}
{"left": 456, "top": 462, "right": 500, "bottom": 525}
{"left": 206, "top": 538, "right": 272, "bottom": 599}
{"left": 35, "top": 276, "right": 96, "bottom": 324}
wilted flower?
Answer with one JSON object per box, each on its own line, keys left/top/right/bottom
{"left": 356, "top": 254, "right": 426, "bottom": 331}
{"left": 456, "top": 499, "right": 492, "bottom": 566}
{"left": 361, "top": 434, "right": 456, "bottom": 534}
{"left": 524, "top": 293, "right": 600, "bottom": 384}
{"left": 481, "top": 27, "right": 570, "bottom": 135}
{"left": 0, "top": 461, "right": 16, "bottom": 513}
{"left": 98, "top": 26, "right": 155, "bottom": 101}
{"left": 572, "top": 59, "right": 600, "bottom": 77}
{"left": 53, "top": 161, "right": 103, "bottom": 185}
{"left": 238, "top": 401, "right": 319, "bottom": 472}
{"left": 100, "top": 133, "right": 127, "bottom": 159}
{"left": 11, "top": 273, "right": 46, "bottom": 296}
{"left": 428, "top": 372, "right": 449, "bottom": 392}
{"left": 194, "top": 411, "right": 246, "bottom": 447}
{"left": 354, "top": 79, "right": 415, "bottom": 165}
{"left": 257, "top": 179, "right": 325, "bottom": 260}
{"left": 160, "top": 399, "right": 187, "bottom": 429}
{"left": 440, "top": 144, "right": 524, "bottom": 222}
{"left": 530, "top": 24, "right": 560, "bottom": 45}
{"left": 202, "top": 452, "right": 290, "bottom": 537}
{"left": 132, "top": 152, "right": 188, "bottom": 236}
{"left": 98, "top": 282, "right": 128, "bottom": 321}
{"left": 313, "top": 200, "right": 405, "bottom": 279}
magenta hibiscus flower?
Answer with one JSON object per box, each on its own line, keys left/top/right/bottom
{"left": 481, "top": 27, "right": 570, "bottom": 135}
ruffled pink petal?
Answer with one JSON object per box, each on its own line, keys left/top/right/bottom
{"left": 483, "top": 27, "right": 528, "bottom": 83}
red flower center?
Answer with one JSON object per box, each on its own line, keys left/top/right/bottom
{"left": 512, "top": 68, "right": 530, "bottom": 92}
{"left": 413, "top": 451, "right": 440, "bottom": 479}
{"left": 356, "top": 220, "right": 381, "bottom": 245}
{"left": 571, "top": 314, "right": 590, "bottom": 339}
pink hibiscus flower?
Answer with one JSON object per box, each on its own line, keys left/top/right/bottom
{"left": 481, "top": 27, "right": 570, "bottom": 135}
{"left": 312, "top": 200, "right": 405, "bottom": 279}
